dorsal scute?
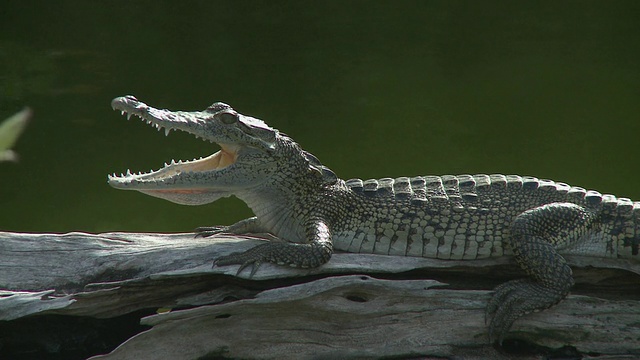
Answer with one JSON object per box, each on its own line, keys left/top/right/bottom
{"left": 301, "top": 150, "right": 338, "bottom": 185}
{"left": 343, "top": 174, "right": 638, "bottom": 217}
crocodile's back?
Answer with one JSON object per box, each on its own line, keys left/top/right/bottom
{"left": 331, "top": 174, "right": 639, "bottom": 260}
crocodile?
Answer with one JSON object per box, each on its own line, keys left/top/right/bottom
{"left": 108, "top": 95, "right": 640, "bottom": 343}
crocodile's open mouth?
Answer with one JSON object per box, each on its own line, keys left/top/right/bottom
{"left": 108, "top": 109, "right": 238, "bottom": 186}
{"left": 135, "top": 145, "right": 238, "bottom": 180}
{"left": 123, "top": 143, "right": 240, "bottom": 182}
{"left": 179, "top": 145, "right": 238, "bottom": 173}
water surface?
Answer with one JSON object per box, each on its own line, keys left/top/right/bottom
{"left": 1, "top": 1, "right": 638, "bottom": 232}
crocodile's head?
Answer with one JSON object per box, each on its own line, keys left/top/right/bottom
{"left": 108, "top": 95, "right": 287, "bottom": 205}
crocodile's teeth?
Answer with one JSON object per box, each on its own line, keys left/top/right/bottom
{"left": 164, "top": 128, "right": 171, "bottom": 136}
{"left": 126, "top": 169, "right": 132, "bottom": 176}
{"left": 120, "top": 111, "right": 125, "bottom": 116}
{"left": 126, "top": 113, "right": 132, "bottom": 120}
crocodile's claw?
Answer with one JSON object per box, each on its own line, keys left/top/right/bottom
{"left": 486, "top": 279, "right": 566, "bottom": 344}
{"left": 213, "top": 243, "right": 274, "bottom": 277}
{"left": 213, "top": 256, "right": 263, "bottom": 277}
{"left": 198, "top": 225, "right": 265, "bottom": 275}
{"left": 194, "top": 226, "right": 228, "bottom": 238}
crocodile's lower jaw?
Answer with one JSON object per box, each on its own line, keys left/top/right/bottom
{"left": 108, "top": 145, "right": 238, "bottom": 205}
{"left": 109, "top": 144, "right": 238, "bottom": 183}
{"left": 108, "top": 143, "right": 241, "bottom": 205}
{"left": 137, "top": 186, "right": 230, "bottom": 205}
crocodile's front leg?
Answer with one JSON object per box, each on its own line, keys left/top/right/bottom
{"left": 203, "top": 218, "right": 333, "bottom": 277}
{"left": 487, "top": 202, "right": 597, "bottom": 343}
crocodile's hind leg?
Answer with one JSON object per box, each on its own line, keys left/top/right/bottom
{"left": 487, "top": 202, "right": 598, "bottom": 344}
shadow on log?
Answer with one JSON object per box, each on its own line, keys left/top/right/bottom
{"left": 1, "top": 231, "right": 639, "bottom": 359}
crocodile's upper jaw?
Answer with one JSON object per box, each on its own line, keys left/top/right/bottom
{"left": 107, "top": 96, "right": 276, "bottom": 205}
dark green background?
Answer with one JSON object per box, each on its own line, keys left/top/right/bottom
{"left": 1, "top": 1, "right": 639, "bottom": 233}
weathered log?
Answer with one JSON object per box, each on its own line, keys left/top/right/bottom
{"left": 1, "top": 231, "right": 639, "bottom": 359}
{"left": 89, "top": 276, "right": 640, "bottom": 360}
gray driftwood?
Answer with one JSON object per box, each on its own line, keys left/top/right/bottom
{"left": 1, "top": 231, "right": 639, "bottom": 359}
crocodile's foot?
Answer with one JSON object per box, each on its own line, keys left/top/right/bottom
{"left": 486, "top": 278, "right": 568, "bottom": 344}
{"left": 213, "top": 243, "right": 277, "bottom": 277}
{"left": 214, "top": 239, "right": 333, "bottom": 277}
{"left": 194, "top": 226, "right": 228, "bottom": 238}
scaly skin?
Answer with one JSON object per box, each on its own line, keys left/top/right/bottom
{"left": 108, "top": 95, "right": 640, "bottom": 343}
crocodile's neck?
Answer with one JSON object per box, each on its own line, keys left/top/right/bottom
{"left": 237, "top": 186, "right": 308, "bottom": 243}
{"left": 234, "top": 135, "right": 338, "bottom": 243}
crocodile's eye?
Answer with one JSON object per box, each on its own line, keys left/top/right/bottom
{"left": 218, "top": 111, "right": 238, "bottom": 124}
